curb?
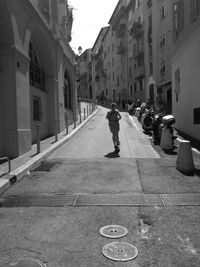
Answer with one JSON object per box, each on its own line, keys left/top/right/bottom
{"left": 0, "top": 107, "right": 100, "bottom": 195}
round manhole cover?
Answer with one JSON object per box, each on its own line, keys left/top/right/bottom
{"left": 99, "top": 225, "right": 128, "bottom": 238}
{"left": 0, "top": 258, "right": 46, "bottom": 267}
{"left": 102, "top": 242, "right": 138, "bottom": 262}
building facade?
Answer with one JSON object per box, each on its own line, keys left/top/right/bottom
{"left": 171, "top": 0, "right": 200, "bottom": 141}
{"left": 78, "top": 49, "right": 93, "bottom": 100}
{"left": 0, "top": 0, "right": 76, "bottom": 158}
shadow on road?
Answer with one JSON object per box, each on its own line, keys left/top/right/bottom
{"left": 104, "top": 151, "right": 120, "bottom": 158}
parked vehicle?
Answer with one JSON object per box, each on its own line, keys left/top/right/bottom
{"left": 128, "top": 103, "right": 136, "bottom": 115}
{"left": 152, "top": 113, "right": 176, "bottom": 144}
{"left": 152, "top": 112, "right": 166, "bottom": 143}
{"left": 142, "top": 109, "right": 154, "bottom": 133}
{"left": 161, "top": 115, "right": 177, "bottom": 145}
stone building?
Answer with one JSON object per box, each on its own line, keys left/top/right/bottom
{"left": 0, "top": 0, "right": 76, "bottom": 158}
{"left": 143, "top": 0, "right": 173, "bottom": 111}
{"left": 108, "top": 0, "right": 129, "bottom": 108}
{"left": 171, "top": 0, "right": 200, "bottom": 141}
{"left": 128, "top": 0, "right": 145, "bottom": 103}
{"left": 92, "top": 27, "right": 108, "bottom": 104}
{"left": 78, "top": 49, "right": 93, "bottom": 100}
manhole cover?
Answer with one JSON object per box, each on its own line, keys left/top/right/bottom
{"left": 32, "top": 161, "right": 58, "bottom": 172}
{"left": 102, "top": 242, "right": 138, "bottom": 262}
{"left": 99, "top": 225, "right": 128, "bottom": 238}
{"left": 0, "top": 258, "right": 46, "bottom": 267}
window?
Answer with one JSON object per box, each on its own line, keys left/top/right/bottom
{"left": 33, "top": 96, "right": 42, "bottom": 121}
{"left": 134, "top": 83, "right": 137, "bottom": 92}
{"left": 173, "top": 0, "right": 184, "bottom": 39}
{"left": 190, "top": 0, "right": 199, "bottom": 23}
{"left": 129, "top": 67, "right": 132, "bottom": 78}
{"left": 112, "top": 72, "right": 115, "bottom": 81}
{"left": 113, "top": 89, "right": 116, "bottom": 101}
{"left": 130, "top": 85, "right": 133, "bottom": 95}
{"left": 112, "top": 57, "right": 114, "bottom": 67}
{"left": 149, "top": 61, "right": 153, "bottom": 75}
{"left": 194, "top": 108, "right": 200, "bottom": 124}
{"left": 160, "top": 60, "right": 166, "bottom": 78}
{"left": 160, "top": 33, "right": 166, "bottom": 49}
{"left": 175, "top": 68, "right": 180, "bottom": 102}
{"left": 160, "top": 3, "right": 168, "bottom": 20}
{"left": 139, "top": 79, "right": 144, "bottom": 91}
{"left": 147, "top": 0, "right": 152, "bottom": 10}
{"left": 29, "top": 42, "right": 45, "bottom": 90}
{"left": 117, "top": 76, "right": 119, "bottom": 86}
{"left": 64, "top": 73, "right": 71, "bottom": 109}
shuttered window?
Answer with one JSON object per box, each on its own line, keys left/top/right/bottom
{"left": 173, "top": 0, "right": 184, "bottom": 40}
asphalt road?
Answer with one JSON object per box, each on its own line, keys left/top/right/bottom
{"left": 1, "top": 106, "right": 200, "bottom": 266}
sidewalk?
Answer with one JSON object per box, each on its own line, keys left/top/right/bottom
{"left": 0, "top": 107, "right": 99, "bottom": 195}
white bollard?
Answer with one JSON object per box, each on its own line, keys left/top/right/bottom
{"left": 176, "top": 140, "right": 195, "bottom": 174}
{"left": 160, "top": 127, "right": 173, "bottom": 151}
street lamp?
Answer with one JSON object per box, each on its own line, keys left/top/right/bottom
{"left": 78, "top": 46, "right": 82, "bottom": 55}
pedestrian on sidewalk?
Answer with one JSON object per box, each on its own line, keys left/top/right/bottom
{"left": 106, "top": 103, "right": 122, "bottom": 152}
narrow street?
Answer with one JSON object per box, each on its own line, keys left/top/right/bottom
{"left": 0, "top": 107, "right": 200, "bottom": 266}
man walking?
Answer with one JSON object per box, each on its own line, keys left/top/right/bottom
{"left": 106, "top": 103, "right": 122, "bottom": 153}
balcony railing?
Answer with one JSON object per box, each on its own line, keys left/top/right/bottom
{"left": 129, "top": 22, "right": 143, "bottom": 39}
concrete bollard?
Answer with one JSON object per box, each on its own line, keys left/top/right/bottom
{"left": 84, "top": 108, "right": 86, "bottom": 120}
{"left": 176, "top": 140, "right": 195, "bottom": 174}
{"left": 160, "top": 127, "right": 173, "bottom": 151}
{"left": 36, "top": 124, "right": 40, "bottom": 153}
{"left": 79, "top": 108, "right": 82, "bottom": 124}
{"left": 65, "top": 113, "right": 68, "bottom": 134}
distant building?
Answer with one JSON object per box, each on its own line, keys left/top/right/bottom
{"left": 171, "top": 0, "right": 200, "bottom": 141}
{"left": 108, "top": 0, "right": 129, "bottom": 108}
{"left": 78, "top": 49, "right": 93, "bottom": 100}
{"left": 128, "top": 0, "right": 145, "bottom": 103}
{"left": 0, "top": 0, "right": 76, "bottom": 158}
{"left": 92, "top": 27, "right": 108, "bottom": 104}
{"left": 143, "top": 0, "right": 173, "bottom": 111}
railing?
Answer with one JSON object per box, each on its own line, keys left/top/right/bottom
{"left": 130, "top": 22, "right": 143, "bottom": 39}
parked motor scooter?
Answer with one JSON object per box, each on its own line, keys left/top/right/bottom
{"left": 161, "top": 115, "right": 177, "bottom": 146}
{"left": 128, "top": 103, "right": 136, "bottom": 115}
{"left": 152, "top": 112, "right": 165, "bottom": 144}
{"left": 142, "top": 108, "right": 154, "bottom": 133}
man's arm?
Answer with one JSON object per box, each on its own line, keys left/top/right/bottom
{"left": 117, "top": 110, "right": 122, "bottom": 120}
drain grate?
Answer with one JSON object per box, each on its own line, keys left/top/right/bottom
{"left": 99, "top": 225, "right": 128, "bottom": 239}
{"left": 0, "top": 257, "right": 46, "bottom": 267}
{"left": 32, "top": 161, "right": 59, "bottom": 172}
{"left": 102, "top": 242, "right": 138, "bottom": 262}
{"left": 0, "top": 194, "right": 75, "bottom": 207}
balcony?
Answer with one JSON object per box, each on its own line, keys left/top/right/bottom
{"left": 129, "top": 22, "right": 143, "bottom": 39}
{"left": 134, "top": 66, "right": 145, "bottom": 79}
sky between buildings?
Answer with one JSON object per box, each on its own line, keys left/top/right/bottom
{"left": 69, "top": 0, "right": 119, "bottom": 54}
